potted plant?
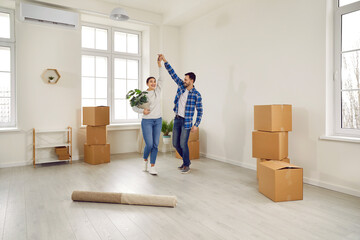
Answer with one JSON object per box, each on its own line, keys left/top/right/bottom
{"left": 126, "top": 89, "right": 149, "bottom": 109}
{"left": 161, "top": 119, "right": 174, "bottom": 144}
{"left": 48, "top": 76, "right": 55, "bottom": 83}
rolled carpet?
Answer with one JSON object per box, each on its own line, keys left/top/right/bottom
{"left": 71, "top": 191, "right": 122, "bottom": 204}
{"left": 71, "top": 191, "right": 177, "bottom": 208}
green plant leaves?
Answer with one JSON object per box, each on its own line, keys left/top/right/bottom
{"left": 168, "top": 119, "right": 174, "bottom": 133}
{"left": 161, "top": 120, "right": 168, "bottom": 135}
{"left": 161, "top": 119, "right": 174, "bottom": 136}
{"left": 126, "top": 89, "right": 148, "bottom": 107}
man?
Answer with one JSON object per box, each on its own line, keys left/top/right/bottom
{"left": 160, "top": 54, "right": 203, "bottom": 174}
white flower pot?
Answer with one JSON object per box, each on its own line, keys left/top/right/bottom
{"left": 163, "top": 135, "right": 171, "bottom": 144}
{"left": 138, "top": 102, "right": 150, "bottom": 109}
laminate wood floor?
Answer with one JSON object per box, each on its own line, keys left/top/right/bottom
{"left": 0, "top": 153, "right": 359, "bottom": 240}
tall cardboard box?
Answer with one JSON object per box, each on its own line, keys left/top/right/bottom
{"left": 86, "top": 126, "right": 107, "bottom": 145}
{"left": 254, "top": 105, "right": 292, "bottom": 132}
{"left": 257, "top": 158, "right": 290, "bottom": 179}
{"left": 188, "top": 129, "right": 199, "bottom": 142}
{"left": 83, "top": 106, "right": 110, "bottom": 126}
{"left": 252, "top": 131, "right": 288, "bottom": 159}
{"left": 258, "top": 160, "right": 303, "bottom": 202}
{"left": 84, "top": 144, "right": 110, "bottom": 165}
{"left": 176, "top": 140, "right": 200, "bottom": 160}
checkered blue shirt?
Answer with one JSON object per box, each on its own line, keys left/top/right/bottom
{"left": 165, "top": 62, "right": 203, "bottom": 129}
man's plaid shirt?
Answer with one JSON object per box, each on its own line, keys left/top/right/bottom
{"left": 164, "top": 62, "right": 203, "bottom": 129}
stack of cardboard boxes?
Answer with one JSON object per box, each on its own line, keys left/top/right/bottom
{"left": 175, "top": 129, "right": 200, "bottom": 160}
{"left": 83, "top": 106, "right": 110, "bottom": 165}
{"left": 252, "top": 105, "right": 303, "bottom": 202}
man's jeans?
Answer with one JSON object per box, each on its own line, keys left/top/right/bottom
{"left": 172, "top": 116, "right": 191, "bottom": 167}
{"left": 141, "top": 117, "right": 162, "bottom": 164}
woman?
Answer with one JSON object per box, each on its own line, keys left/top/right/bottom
{"left": 132, "top": 55, "right": 164, "bottom": 175}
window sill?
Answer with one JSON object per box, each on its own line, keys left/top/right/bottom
{"left": 0, "top": 128, "right": 21, "bottom": 133}
{"left": 108, "top": 123, "right": 141, "bottom": 131}
{"left": 319, "top": 135, "right": 360, "bottom": 143}
{"left": 80, "top": 123, "right": 140, "bottom": 131}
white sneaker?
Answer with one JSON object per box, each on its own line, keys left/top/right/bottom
{"left": 149, "top": 166, "right": 158, "bottom": 175}
{"left": 143, "top": 161, "right": 149, "bottom": 172}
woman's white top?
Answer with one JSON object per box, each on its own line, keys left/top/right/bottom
{"left": 132, "top": 66, "right": 164, "bottom": 119}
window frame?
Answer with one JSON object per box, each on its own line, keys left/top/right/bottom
{"left": 0, "top": 8, "right": 16, "bottom": 128}
{"left": 0, "top": 7, "right": 15, "bottom": 42}
{"left": 81, "top": 24, "right": 111, "bottom": 53}
{"left": 111, "top": 27, "right": 142, "bottom": 124}
{"left": 81, "top": 22, "right": 142, "bottom": 125}
{"left": 334, "top": 0, "right": 360, "bottom": 137}
{"left": 81, "top": 52, "right": 112, "bottom": 107}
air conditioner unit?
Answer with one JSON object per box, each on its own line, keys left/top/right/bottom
{"left": 20, "top": 2, "right": 79, "bottom": 28}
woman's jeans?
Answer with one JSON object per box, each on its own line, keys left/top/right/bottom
{"left": 172, "top": 116, "right": 191, "bottom": 167}
{"left": 141, "top": 117, "right": 162, "bottom": 164}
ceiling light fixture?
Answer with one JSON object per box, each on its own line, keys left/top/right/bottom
{"left": 110, "top": 7, "right": 129, "bottom": 21}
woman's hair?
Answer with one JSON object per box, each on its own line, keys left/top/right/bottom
{"left": 146, "top": 77, "right": 156, "bottom": 84}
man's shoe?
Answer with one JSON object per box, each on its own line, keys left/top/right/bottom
{"left": 149, "top": 166, "right": 158, "bottom": 175}
{"left": 181, "top": 166, "right": 191, "bottom": 174}
{"left": 143, "top": 161, "right": 149, "bottom": 172}
{"left": 178, "top": 164, "right": 184, "bottom": 170}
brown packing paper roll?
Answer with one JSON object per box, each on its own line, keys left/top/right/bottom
{"left": 121, "top": 193, "right": 177, "bottom": 207}
{"left": 71, "top": 191, "right": 177, "bottom": 208}
{"left": 72, "top": 191, "right": 122, "bottom": 204}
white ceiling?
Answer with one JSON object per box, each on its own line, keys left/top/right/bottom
{"left": 102, "top": 0, "right": 167, "bottom": 15}
{"left": 24, "top": 0, "right": 234, "bottom": 26}
{"left": 100, "top": 0, "right": 234, "bottom": 25}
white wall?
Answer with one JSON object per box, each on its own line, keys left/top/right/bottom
{"left": 0, "top": 0, "right": 177, "bottom": 167}
{"left": 175, "top": 0, "right": 360, "bottom": 196}
{"left": 160, "top": 26, "right": 181, "bottom": 122}
{"left": 1, "top": 0, "right": 359, "bottom": 197}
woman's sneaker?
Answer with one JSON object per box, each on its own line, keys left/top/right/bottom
{"left": 149, "top": 166, "right": 158, "bottom": 175}
{"left": 143, "top": 161, "right": 149, "bottom": 172}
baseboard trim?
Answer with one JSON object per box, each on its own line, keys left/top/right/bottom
{"left": 200, "top": 152, "right": 256, "bottom": 170}
{"left": 0, "top": 155, "right": 82, "bottom": 168}
{"left": 0, "top": 161, "right": 33, "bottom": 168}
{"left": 200, "top": 152, "right": 360, "bottom": 198}
{"left": 302, "top": 177, "right": 360, "bottom": 198}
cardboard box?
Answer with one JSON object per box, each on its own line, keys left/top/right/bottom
{"left": 55, "top": 146, "right": 69, "bottom": 155}
{"left": 254, "top": 105, "right": 292, "bottom": 132}
{"left": 83, "top": 106, "right": 110, "bottom": 126}
{"left": 252, "top": 131, "right": 288, "bottom": 160}
{"left": 258, "top": 160, "right": 303, "bottom": 202}
{"left": 175, "top": 140, "right": 199, "bottom": 160}
{"left": 58, "top": 153, "right": 70, "bottom": 160}
{"left": 86, "top": 126, "right": 107, "bottom": 145}
{"left": 84, "top": 144, "right": 110, "bottom": 165}
{"left": 188, "top": 129, "right": 199, "bottom": 142}
{"left": 257, "top": 158, "right": 290, "bottom": 179}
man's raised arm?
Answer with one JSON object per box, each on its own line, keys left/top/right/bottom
{"left": 161, "top": 55, "right": 184, "bottom": 87}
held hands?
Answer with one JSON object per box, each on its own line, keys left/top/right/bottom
{"left": 157, "top": 54, "right": 161, "bottom": 67}
{"left": 143, "top": 109, "right": 150, "bottom": 115}
{"left": 157, "top": 54, "right": 167, "bottom": 63}
{"left": 191, "top": 125, "right": 198, "bottom": 132}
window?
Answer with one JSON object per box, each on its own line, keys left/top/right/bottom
{"left": 339, "top": 0, "right": 360, "bottom": 6}
{"left": 334, "top": 0, "right": 360, "bottom": 137}
{"left": 0, "top": 8, "right": 15, "bottom": 128}
{"left": 81, "top": 24, "right": 141, "bottom": 124}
